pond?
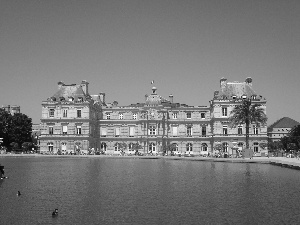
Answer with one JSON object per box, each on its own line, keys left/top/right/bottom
{"left": 1, "top": 157, "right": 300, "bottom": 224}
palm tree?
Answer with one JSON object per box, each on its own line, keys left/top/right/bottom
{"left": 229, "top": 99, "right": 267, "bottom": 149}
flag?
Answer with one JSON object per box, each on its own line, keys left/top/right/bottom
{"left": 151, "top": 80, "right": 154, "bottom": 84}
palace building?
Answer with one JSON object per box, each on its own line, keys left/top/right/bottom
{"left": 39, "top": 77, "right": 268, "bottom": 155}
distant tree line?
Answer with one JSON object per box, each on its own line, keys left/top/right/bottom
{"left": 0, "top": 109, "right": 33, "bottom": 152}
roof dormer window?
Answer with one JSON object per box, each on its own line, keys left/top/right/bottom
{"left": 232, "top": 95, "right": 236, "bottom": 100}
{"left": 60, "top": 97, "right": 65, "bottom": 101}
{"left": 68, "top": 97, "right": 74, "bottom": 102}
{"left": 78, "top": 97, "right": 83, "bottom": 102}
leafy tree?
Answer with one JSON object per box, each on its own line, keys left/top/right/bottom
{"left": 8, "top": 113, "right": 32, "bottom": 148}
{"left": 0, "top": 109, "right": 12, "bottom": 147}
{"left": 22, "top": 142, "right": 33, "bottom": 153}
{"left": 287, "top": 125, "right": 300, "bottom": 151}
{"left": 10, "top": 142, "right": 19, "bottom": 150}
{"left": 280, "top": 136, "right": 289, "bottom": 151}
{"left": 132, "top": 143, "right": 142, "bottom": 151}
{"left": 229, "top": 99, "right": 267, "bottom": 149}
{"left": 289, "top": 125, "right": 300, "bottom": 137}
{"left": 164, "top": 143, "right": 177, "bottom": 155}
{"left": 0, "top": 110, "right": 32, "bottom": 149}
{"left": 268, "top": 141, "right": 283, "bottom": 153}
{"left": 214, "top": 144, "right": 222, "bottom": 151}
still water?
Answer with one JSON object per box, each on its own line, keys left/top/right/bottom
{"left": 1, "top": 157, "right": 300, "bottom": 225}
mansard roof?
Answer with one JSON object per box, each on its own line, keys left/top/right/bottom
{"left": 214, "top": 77, "right": 265, "bottom": 101}
{"left": 51, "top": 84, "right": 88, "bottom": 102}
{"left": 268, "top": 117, "right": 300, "bottom": 130}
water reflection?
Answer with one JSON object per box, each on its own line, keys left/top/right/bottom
{"left": 1, "top": 157, "right": 300, "bottom": 224}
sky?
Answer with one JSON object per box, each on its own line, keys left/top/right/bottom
{"left": 0, "top": 0, "right": 299, "bottom": 125}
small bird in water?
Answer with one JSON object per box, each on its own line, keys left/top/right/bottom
{"left": 17, "top": 191, "right": 21, "bottom": 196}
{"left": 52, "top": 209, "right": 58, "bottom": 216}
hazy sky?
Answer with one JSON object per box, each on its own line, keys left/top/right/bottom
{"left": 1, "top": 0, "right": 299, "bottom": 125}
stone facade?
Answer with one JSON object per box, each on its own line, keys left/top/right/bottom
{"left": 39, "top": 77, "right": 268, "bottom": 155}
{"left": 210, "top": 77, "right": 268, "bottom": 155}
{"left": 39, "top": 81, "right": 101, "bottom": 154}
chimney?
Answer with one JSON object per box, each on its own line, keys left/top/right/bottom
{"left": 245, "top": 77, "right": 252, "bottom": 86}
{"left": 81, "top": 80, "right": 89, "bottom": 95}
{"left": 169, "top": 94, "right": 173, "bottom": 103}
{"left": 99, "top": 92, "right": 105, "bottom": 104}
{"left": 145, "top": 94, "right": 148, "bottom": 102}
{"left": 220, "top": 77, "right": 227, "bottom": 89}
{"left": 58, "top": 81, "right": 64, "bottom": 89}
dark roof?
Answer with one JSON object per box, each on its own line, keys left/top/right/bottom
{"left": 52, "top": 84, "right": 88, "bottom": 101}
{"left": 268, "top": 117, "right": 300, "bottom": 130}
{"left": 214, "top": 81, "right": 264, "bottom": 100}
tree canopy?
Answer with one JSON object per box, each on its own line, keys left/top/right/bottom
{"left": 0, "top": 109, "right": 32, "bottom": 149}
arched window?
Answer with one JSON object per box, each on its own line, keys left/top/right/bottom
{"left": 75, "top": 142, "right": 81, "bottom": 151}
{"left": 186, "top": 143, "right": 193, "bottom": 152}
{"left": 128, "top": 143, "right": 134, "bottom": 152}
{"left": 114, "top": 143, "right": 119, "bottom": 151}
{"left": 222, "top": 142, "right": 228, "bottom": 152}
{"left": 254, "top": 142, "right": 259, "bottom": 152}
{"left": 47, "top": 142, "right": 53, "bottom": 152}
{"left": 201, "top": 143, "right": 208, "bottom": 151}
{"left": 61, "top": 142, "right": 67, "bottom": 152}
{"left": 149, "top": 143, "right": 156, "bottom": 152}
{"left": 101, "top": 142, "right": 107, "bottom": 151}
{"left": 173, "top": 143, "right": 178, "bottom": 151}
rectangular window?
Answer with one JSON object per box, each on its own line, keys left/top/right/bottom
{"left": 49, "top": 109, "right": 55, "bottom": 117}
{"left": 101, "top": 127, "right": 107, "bottom": 136}
{"left": 238, "top": 126, "right": 243, "bottom": 135}
{"left": 62, "top": 125, "right": 68, "bottom": 135}
{"left": 187, "top": 126, "right": 192, "bottom": 136}
{"left": 106, "top": 113, "right": 110, "bottom": 120}
{"left": 172, "top": 126, "right": 178, "bottom": 136}
{"left": 49, "top": 126, "right": 53, "bottom": 135}
{"left": 202, "top": 126, "right": 206, "bottom": 136}
{"left": 201, "top": 113, "right": 205, "bottom": 119}
{"left": 77, "top": 109, "right": 81, "bottom": 118}
{"left": 253, "top": 126, "right": 259, "bottom": 134}
{"left": 119, "top": 113, "right": 123, "bottom": 120}
{"left": 149, "top": 125, "right": 156, "bottom": 135}
{"left": 223, "top": 126, "right": 228, "bottom": 135}
{"left": 173, "top": 113, "right": 178, "bottom": 119}
{"left": 222, "top": 107, "right": 227, "bottom": 117}
{"left": 186, "top": 112, "right": 191, "bottom": 119}
{"left": 132, "top": 113, "right": 137, "bottom": 120}
{"left": 63, "top": 109, "right": 67, "bottom": 118}
{"left": 115, "top": 127, "right": 120, "bottom": 137}
{"left": 76, "top": 126, "right": 81, "bottom": 135}
{"left": 129, "top": 127, "right": 135, "bottom": 137}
